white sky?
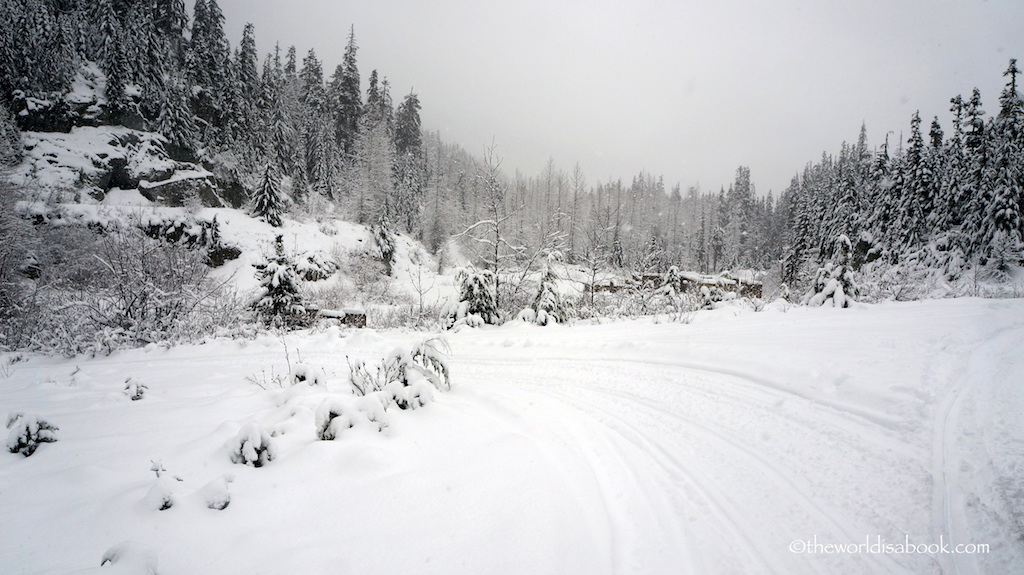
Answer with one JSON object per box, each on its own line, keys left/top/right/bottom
{"left": 219, "top": 0, "right": 1024, "bottom": 195}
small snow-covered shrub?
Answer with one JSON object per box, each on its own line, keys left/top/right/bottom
{"left": 804, "top": 235, "right": 859, "bottom": 308}
{"left": 124, "top": 377, "right": 147, "bottom": 400}
{"left": 804, "top": 262, "right": 858, "bottom": 308}
{"left": 142, "top": 478, "right": 175, "bottom": 510}
{"left": 445, "top": 268, "right": 500, "bottom": 329}
{"left": 386, "top": 380, "right": 435, "bottom": 410}
{"left": 229, "top": 423, "right": 276, "bottom": 467}
{"left": 315, "top": 396, "right": 389, "bottom": 440}
{"left": 699, "top": 285, "right": 726, "bottom": 309}
{"left": 1, "top": 218, "right": 253, "bottom": 355}
{"left": 199, "top": 476, "right": 232, "bottom": 510}
{"left": 293, "top": 250, "right": 338, "bottom": 282}
{"left": 100, "top": 540, "right": 160, "bottom": 574}
{"left": 347, "top": 336, "right": 451, "bottom": 400}
{"left": 289, "top": 362, "right": 323, "bottom": 386}
{"left": 6, "top": 412, "right": 58, "bottom": 457}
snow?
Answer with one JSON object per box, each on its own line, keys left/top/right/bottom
{"left": 1, "top": 298, "right": 1021, "bottom": 573}
{"left": 101, "top": 188, "right": 155, "bottom": 206}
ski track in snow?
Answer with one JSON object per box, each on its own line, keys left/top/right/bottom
{"left": 1, "top": 299, "right": 1023, "bottom": 574}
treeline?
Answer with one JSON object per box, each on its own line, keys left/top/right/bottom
{"left": 479, "top": 61, "right": 1024, "bottom": 291}
{"left": 782, "top": 62, "right": 1024, "bottom": 286}
{"left": 2, "top": 1, "right": 1021, "bottom": 292}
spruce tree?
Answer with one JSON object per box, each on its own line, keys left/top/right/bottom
{"left": 393, "top": 91, "right": 424, "bottom": 230}
{"left": 252, "top": 164, "right": 284, "bottom": 227}
{"left": 155, "top": 77, "right": 198, "bottom": 152}
{"left": 334, "top": 27, "right": 362, "bottom": 157}
{"left": 934, "top": 96, "right": 968, "bottom": 230}
{"left": 528, "top": 252, "right": 569, "bottom": 325}
{"left": 982, "top": 59, "right": 1024, "bottom": 266}
{"left": 961, "top": 88, "right": 989, "bottom": 256}
{"left": 394, "top": 92, "right": 422, "bottom": 156}
{"left": 253, "top": 235, "right": 307, "bottom": 328}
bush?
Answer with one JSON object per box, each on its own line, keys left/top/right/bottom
{"left": 124, "top": 377, "right": 147, "bottom": 400}
{"left": 1, "top": 216, "right": 254, "bottom": 355}
{"left": 289, "top": 362, "right": 324, "bottom": 386}
{"left": 293, "top": 250, "right": 338, "bottom": 282}
{"left": 347, "top": 336, "right": 451, "bottom": 399}
{"left": 315, "top": 396, "right": 389, "bottom": 440}
{"left": 229, "top": 423, "right": 276, "bottom": 467}
{"left": 803, "top": 235, "right": 858, "bottom": 308}
{"left": 6, "top": 412, "right": 58, "bottom": 457}
{"left": 445, "top": 268, "right": 500, "bottom": 329}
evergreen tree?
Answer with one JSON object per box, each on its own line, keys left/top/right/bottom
{"left": 333, "top": 26, "right": 362, "bottom": 158}
{"left": 154, "top": 0, "right": 188, "bottom": 64}
{"left": 982, "top": 59, "right": 1024, "bottom": 266}
{"left": 393, "top": 91, "right": 424, "bottom": 230}
{"left": 394, "top": 91, "right": 422, "bottom": 156}
{"left": 252, "top": 164, "right": 284, "bottom": 227}
{"left": 525, "top": 252, "right": 569, "bottom": 325}
{"left": 237, "top": 23, "right": 260, "bottom": 96}
{"left": 155, "top": 77, "right": 198, "bottom": 152}
{"left": 446, "top": 268, "right": 500, "bottom": 328}
{"left": 934, "top": 96, "right": 968, "bottom": 230}
{"left": 898, "top": 111, "right": 935, "bottom": 251}
{"left": 371, "top": 214, "right": 396, "bottom": 275}
{"left": 253, "top": 235, "right": 308, "bottom": 328}
{"left": 961, "top": 88, "right": 989, "bottom": 255}
{"left": 97, "top": 0, "right": 129, "bottom": 110}
{"left": 365, "top": 70, "right": 394, "bottom": 134}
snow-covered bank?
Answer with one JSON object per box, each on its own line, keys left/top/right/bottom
{"left": 1, "top": 299, "right": 1022, "bottom": 574}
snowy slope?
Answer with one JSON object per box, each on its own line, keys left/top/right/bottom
{"left": 1, "top": 299, "right": 1022, "bottom": 574}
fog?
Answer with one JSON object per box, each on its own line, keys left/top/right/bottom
{"left": 220, "top": 0, "right": 1024, "bottom": 194}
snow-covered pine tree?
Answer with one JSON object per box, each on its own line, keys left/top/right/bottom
{"left": 981, "top": 59, "right": 1024, "bottom": 269}
{"left": 155, "top": 77, "right": 198, "bottom": 153}
{"left": 898, "top": 111, "right": 935, "bottom": 253}
{"left": 934, "top": 96, "right": 968, "bottom": 231}
{"left": 97, "top": 0, "right": 129, "bottom": 112}
{"left": 803, "top": 234, "right": 858, "bottom": 308}
{"left": 252, "top": 164, "right": 284, "bottom": 227}
{"left": 961, "top": 88, "right": 989, "bottom": 257}
{"left": 393, "top": 91, "right": 424, "bottom": 231}
{"left": 154, "top": 0, "right": 189, "bottom": 65}
{"left": 370, "top": 214, "right": 396, "bottom": 275}
{"left": 364, "top": 70, "right": 394, "bottom": 134}
{"left": 394, "top": 91, "right": 422, "bottom": 156}
{"left": 522, "top": 251, "right": 570, "bottom": 325}
{"left": 333, "top": 27, "right": 362, "bottom": 158}
{"left": 445, "top": 268, "right": 500, "bottom": 329}
{"left": 349, "top": 108, "right": 395, "bottom": 224}
{"left": 253, "top": 235, "right": 308, "bottom": 327}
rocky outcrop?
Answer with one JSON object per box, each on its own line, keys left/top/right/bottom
{"left": 13, "top": 126, "right": 236, "bottom": 207}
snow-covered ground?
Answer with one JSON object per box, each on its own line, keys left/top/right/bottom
{"left": 2, "top": 298, "right": 1022, "bottom": 574}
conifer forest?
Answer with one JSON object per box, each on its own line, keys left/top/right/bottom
{"left": 2, "top": 0, "right": 1022, "bottom": 295}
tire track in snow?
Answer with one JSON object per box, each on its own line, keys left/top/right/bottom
{"left": 500, "top": 378, "right": 779, "bottom": 574}
{"left": 461, "top": 353, "right": 924, "bottom": 573}
{"left": 931, "top": 323, "right": 1024, "bottom": 575}
{"left": 543, "top": 380, "right": 906, "bottom": 574}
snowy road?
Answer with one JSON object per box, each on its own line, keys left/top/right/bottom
{"left": 444, "top": 299, "right": 1024, "bottom": 574}
{"left": 1, "top": 299, "right": 1022, "bottom": 574}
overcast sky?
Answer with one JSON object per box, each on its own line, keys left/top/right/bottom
{"left": 218, "top": 0, "right": 1024, "bottom": 195}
